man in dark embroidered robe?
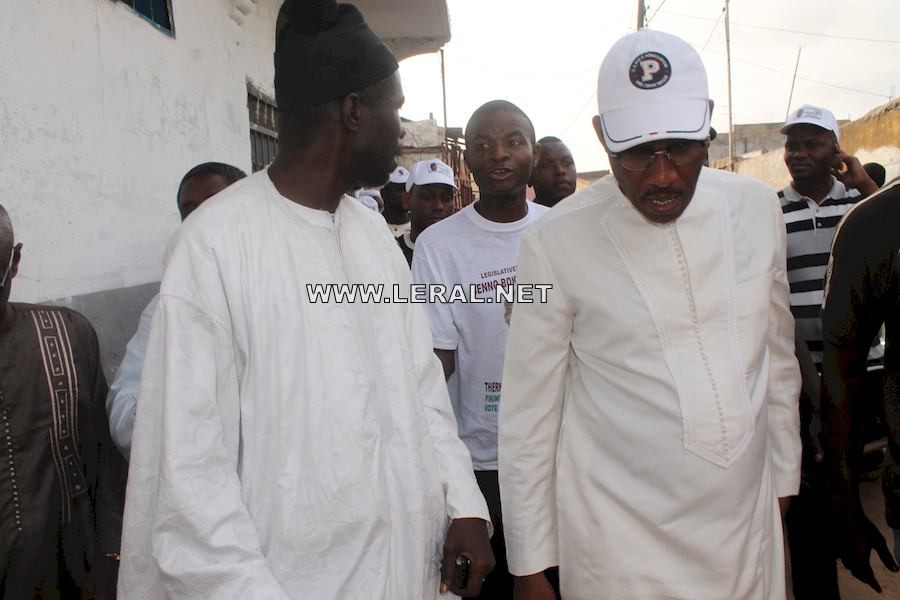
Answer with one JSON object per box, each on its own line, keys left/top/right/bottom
{"left": 0, "top": 204, "right": 126, "bottom": 599}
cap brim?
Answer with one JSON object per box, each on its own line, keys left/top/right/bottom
{"left": 408, "top": 175, "right": 458, "bottom": 191}
{"left": 779, "top": 120, "right": 835, "bottom": 135}
{"left": 601, "top": 99, "right": 710, "bottom": 153}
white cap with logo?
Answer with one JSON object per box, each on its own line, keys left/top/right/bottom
{"left": 388, "top": 166, "right": 410, "bottom": 185}
{"left": 597, "top": 29, "right": 711, "bottom": 153}
{"left": 406, "top": 159, "right": 458, "bottom": 192}
{"left": 780, "top": 104, "right": 840, "bottom": 142}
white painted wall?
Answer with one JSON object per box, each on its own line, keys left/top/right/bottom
{"left": 2, "top": 0, "right": 450, "bottom": 306}
{"left": 1, "top": 0, "right": 282, "bottom": 302}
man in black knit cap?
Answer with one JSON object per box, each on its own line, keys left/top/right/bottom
{"left": 117, "top": 2, "right": 494, "bottom": 598}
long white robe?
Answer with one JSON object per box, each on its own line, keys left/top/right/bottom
{"left": 118, "top": 172, "right": 489, "bottom": 599}
{"left": 499, "top": 168, "right": 801, "bottom": 600}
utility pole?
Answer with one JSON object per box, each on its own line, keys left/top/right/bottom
{"left": 724, "top": 0, "right": 735, "bottom": 171}
{"left": 440, "top": 48, "right": 448, "bottom": 135}
{"left": 785, "top": 46, "right": 802, "bottom": 121}
{"left": 637, "top": 0, "right": 646, "bottom": 30}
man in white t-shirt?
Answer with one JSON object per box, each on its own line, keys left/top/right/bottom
{"left": 412, "top": 100, "right": 549, "bottom": 599}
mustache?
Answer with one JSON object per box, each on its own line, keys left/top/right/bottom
{"left": 641, "top": 186, "right": 683, "bottom": 201}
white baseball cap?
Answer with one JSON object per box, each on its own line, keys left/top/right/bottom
{"left": 406, "top": 159, "right": 458, "bottom": 192}
{"left": 388, "top": 166, "right": 409, "bottom": 185}
{"left": 597, "top": 29, "right": 711, "bottom": 153}
{"left": 781, "top": 104, "right": 840, "bottom": 142}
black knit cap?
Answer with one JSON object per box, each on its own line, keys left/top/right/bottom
{"left": 275, "top": 0, "right": 399, "bottom": 111}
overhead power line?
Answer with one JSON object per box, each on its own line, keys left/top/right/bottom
{"left": 699, "top": 6, "right": 725, "bottom": 54}
{"left": 697, "top": 44, "right": 892, "bottom": 99}
{"left": 561, "top": 87, "right": 598, "bottom": 136}
{"left": 645, "top": 0, "right": 671, "bottom": 26}
{"left": 663, "top": 10, "right": 900, "bottom": 44}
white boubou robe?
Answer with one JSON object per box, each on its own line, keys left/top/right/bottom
{"left": 499, "top": 168, "right": 801, "bottom": 600}
{"left": 118, "top": 172, "right": 489, "bottom": 599}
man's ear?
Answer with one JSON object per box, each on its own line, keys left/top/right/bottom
{"left": 463, "top": 147, "right": 472, "bottom": 171}
{"left": 10, "top": 243, "right": 22, "bottom": 280}
{"left": 342, "top": 93, "right": 364, "bottom": 132}
{"left": 401, "top": 190, "right": 411, "bottom": 212}
{"left": 532, "top": 141, "right": 541, "bottom": 170}
{"left": 592, "top": 115, "right": 606, "bottom": 149}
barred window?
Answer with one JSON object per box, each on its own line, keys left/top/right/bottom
{"left": 119, "top": 0, "right": 174, "bottom": 34}
{"left": 248, "top": 86, "right": 279, "bottom": 173}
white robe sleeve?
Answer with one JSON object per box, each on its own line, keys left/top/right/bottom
{"left": 118, "top": 263, "right": 290, "bottom": 598}
{"left": 498, "top": 228, "right": 573, "bottom": 575}
{"left": 766, "top": 196, "right": 803, "bottom": 498}
{"left": 400, "top": 242, "right": 490, "bottom": 525}
{"left": 106, "top": 295, "right": 158, "bottom": 460}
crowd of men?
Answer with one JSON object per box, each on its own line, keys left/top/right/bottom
{"left": 1, "top": 0, "right": 898, "bottom": 599}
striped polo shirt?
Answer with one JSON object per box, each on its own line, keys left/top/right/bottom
{"left": 779, "top": 177, "right": 883, "bottom": 368}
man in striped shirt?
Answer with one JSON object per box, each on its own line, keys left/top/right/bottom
{"left": 779, "top": 104, "right": 880, "bottom": 369}
{"left": 779, "top": 104, "right": 880, "bottom": 599}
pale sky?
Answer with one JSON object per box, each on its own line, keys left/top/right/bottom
{"left": 398, "top": 0, "right": 900, "bottom": 172}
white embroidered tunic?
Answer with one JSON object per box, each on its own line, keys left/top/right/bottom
{"left": 118, "top": 172, "right": 489, "bottom": 600}
{"left": 499, "top": 168, "right": 801, "bottom": 600}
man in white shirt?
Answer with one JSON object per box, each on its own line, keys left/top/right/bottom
{"left": 499, "top": 30, "right": 801, "bottom": 600}
{"left": 118, "top": 1, "right": 493, "bottom": 598}
{"left": 396, "top": 158, "right": 456, "bottom": 266}
{"left": 106, "top": 161, "right": 246, "bottom": 459}
{"left": 413, "top": 100, "right": 549, "bottom": 599}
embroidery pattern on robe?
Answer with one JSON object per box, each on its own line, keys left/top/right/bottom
{"left": 31, "top": 309, "right": 88, "bottom": 521}
{"left": 603, "top": 195, "right": 755, "bottom": 467}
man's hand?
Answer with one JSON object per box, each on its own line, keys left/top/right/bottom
{"left": 440, "top": 517, "right": 495, "bottom": 596}
{"left": 513, "top": 572, "right": 557, "bottom": 600}
{"left": 779, "top": 496, "right": 791, "bottom": 520}
{"left": 836, "top": 510, "right": 899, "bottom": 593}
{"left": 833, "top": 148, "right": 879, "bottom": 197}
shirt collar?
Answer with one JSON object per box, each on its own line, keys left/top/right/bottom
{"left": 783, "top": 176, "right": 848, "bottom": 204}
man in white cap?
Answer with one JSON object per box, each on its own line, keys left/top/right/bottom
{"left": 779, "top": 104, "right": 879, "bottom": 371}
{"left": 382, "top": 165, "right": 411, "bottom": 236}
{"left": 777, "top": 104, "right": 881, "bottom": 599}
{"left": 396, "top": 158, "right": 457, "bottom": 266}
{"left": 499, "top": 30, "right": 801, "bottom": 599}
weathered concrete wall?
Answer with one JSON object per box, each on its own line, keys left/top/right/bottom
{"left": 840, "top": 101, "right": 900, "bottom": 183}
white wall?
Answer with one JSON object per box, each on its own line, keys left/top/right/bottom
{"left": 1, "top": 0, "right": 448, "bottom": 305}
{"left": 1, "top": 0, "right": 280, "bottom": 303}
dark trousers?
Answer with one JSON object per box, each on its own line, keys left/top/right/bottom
{"left": 786, "top": 474, "right": 841, "bottom": 600}
{"left": 471, "top": 471, "right": 560, "bottom": 600}
{"left": 472, "top": 470, "right": 514, "bottom": 600}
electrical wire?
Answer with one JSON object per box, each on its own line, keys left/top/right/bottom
{"left": 645, "top": 0, "right": 671, "bottom": 25}
{"left": 699, "top": 6, "right": 725, "bottom": 54}
{"left": 561, "top": 87, "right": 598, "bottom": 136}
{"left": 697, "top": 44, "right": 892, "bottom": 98}
{"left": 663, "top": 10, "right": 900, "bottom": 44}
